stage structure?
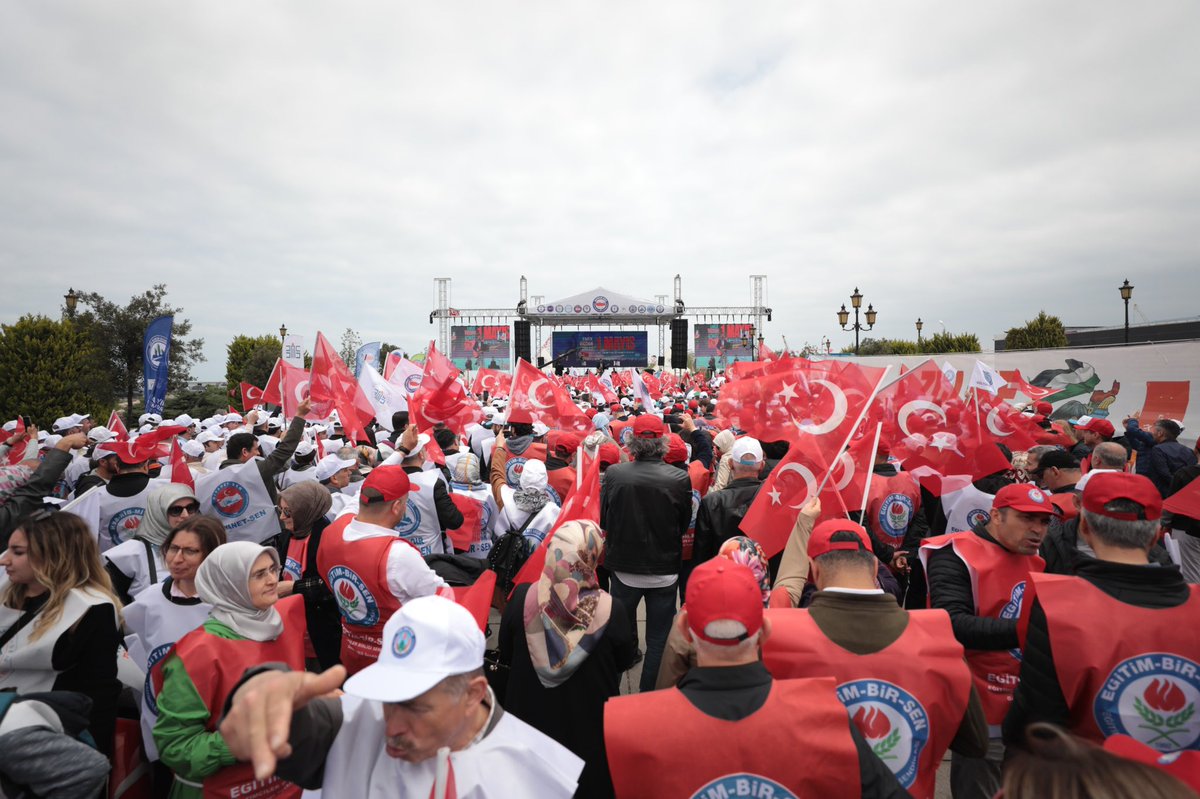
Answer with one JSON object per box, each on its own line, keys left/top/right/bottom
{"left": 429, "top": 274, "right": 772, "bottom": 370}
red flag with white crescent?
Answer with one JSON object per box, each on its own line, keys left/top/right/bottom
{"left": 409, "top": 342, "right": 480, "bottom": 436}
{"left": 107, "top": 410, "right": 129, "bottom": 441}
{"left": 507, "top": 359, "right": 591, "bottom": 433}
{"left": 311, "top": 332, "right": 376, "bottom": 442}
{"left": 169, "top": 437, "right": 194, "bottom": 493}
{"left": 239, "top": 382, "right": 265, "bottom": 411}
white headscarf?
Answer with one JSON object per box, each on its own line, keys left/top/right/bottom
{"left": 137, "top": 483, "right": 197, "bottom": 547}
{"left": 195, "top": 542, "right": 283, "bottom": 642}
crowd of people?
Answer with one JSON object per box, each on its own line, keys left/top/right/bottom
{"left": 1, "top": 372, "right": 1200, "bottom": 799}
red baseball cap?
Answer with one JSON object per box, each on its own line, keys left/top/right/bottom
{"left": 1082, "top": 471, "right": 1162, "bottom": 521}
{"left": 546, "top": 430, "right": 582, "bottom": 458}
{"left": 992, "top": 483, "right": 1060, "bottom": 515}
{"left": 808, "top": 519, "right": 873, "bottom": 560}
{"left": 1034, "top": 401, "right": 1053, "bottom": 416}
{"left": 597, "top": 443, "right": 620, "bottom": 466}
{"left": 1104, "top": 735, "right": 1200, "bottom": 794}
{"left": 633, "top": 414, "right": 664, "bottom": 438}
{"left": 664, "top": 433, "right": 688, "bottom": 464}
{"left": 684, "top": 560, "right": 764, "bottom": 646}
{"left": 361, "top": 465, "right": 411, "bottom": 503}
{"left": 1074, "top": 416, "right": 1116, "bottom": 438}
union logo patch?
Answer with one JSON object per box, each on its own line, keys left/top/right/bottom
{"left": 107, "top": 507, "right": 144, "bottom": 546}
{"left": 211, "top": 481, "right": 249, "bottom": 518}
{"left": 839, "top": 678, "right": 930, "bottom": 789}
{"left": 392, "top": 625, "right": 416, "bottom": 658}
{"left": 1095, "top": 653, "right": 1200, "bottom": 752}
{"left": 877, "top": 493, "right": 914, "bottom": 544}
{"left": 328, "top": 565, "right": 380, "bottom": 626}
{"left": 689, "top": 774, "right": 797, "bottom": 799}
{"left": 505, "top": 456, "right": 528, "bottom": 488}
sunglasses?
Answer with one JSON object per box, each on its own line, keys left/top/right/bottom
{"left": 276, "top": 506, "right": 293, "bottom": 518}
{"left": 167, "top": 502, "right": 201, "bottom": 518}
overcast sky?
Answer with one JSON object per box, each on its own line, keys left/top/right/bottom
{"left": 2, "top": 2, "right": 1198, "bottom": 381}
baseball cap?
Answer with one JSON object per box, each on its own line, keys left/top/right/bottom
{"left": 598, "top": 443, "right": 620, "bottom": 466}
{"left": 180, "top": 440, "right": 206, "bottom": 458}
{"left": 360, "top": 464, "right": 411, "bottom": 503}
{"left": 138, "top": 412, "right": 163, "bottom": 427}
{"left": 51, "top": 416, "right": 77, "bottom": 433}
{"left": 1073, "top": 468, "right": 1118, "bottom": 493}
{"left": 729, "top": 437, "right": 764, "bottom": 465}
{"left": 546, "top": 430, "right": 582, "bottom": 457}
{"left": 664, "top": 433, "right": 688, "bottom": 464}
{"left": 531, "top": 421, "right": 550, "bottom": 437}
{"left": 1036, "top": 449, "right": 1080, "bottom": 472}
{"left": 224, "top": 412, "right": 244, "bottom": 425}
{"left": 992, "top": 483, "right": 1059, "bottom": 515}
{"left": 807, "top": 519, "right": 873, "bottom": 560}
{"left": 196, "top": 429, "right": 223, "bottom": 445}
{"left": 344, "top": 596, "right": 484, "bottom": 703}
{"left": 173, "top": 414, "right": 197, "bottom": 428}
{"left": 684, "top": 559, "right": 764, "bottom": 646}
{"left": 1082, "top": 471, "right": 1162, "bottom": 521}
{"left": 87, "top": 426, "right": 115, "bottom": 444}
{"left": 1033, "top": 401, "right": 1053, "bottom": 416}
{"left": 1074, "top": 417, "right": 1115, "bottom": 438}
{"left": 633, "top": 414, "right": 664, "bottom": 438}
{"left": 1104, "top": 735, "right": 1200, "bottom": 794}
{"left": 294, "top": 440, "right": 316, "bottom": 458}
{"left": 314, "top": 453, "right": 356, "bottom": 482}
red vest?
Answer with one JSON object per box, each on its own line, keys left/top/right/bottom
{"left": 867, "top": 473, "right": 923, "bottom": 547}
{"left": 761, "top": 608, "right": 971, "bottom": 799}
{"left": 1032, "top": 573, "right": 1200, "bottom": 751}
{"left": 500, "top": 442, "right": 547, "bottom": 489}
{"left": 163, "top": 596, "right": 306, "bottom": 799}
{"left": 283, "top": 536, "right": 309, "bottom": 581}
{"left": 546, "top": 464, "right": 575, "bottom": 507}
{"left": 316, "top": 515, "right": 413, "bottom": 675}
{"left": 447, "top": 493, "right": 485, "bottom": 552}
{"left": 681, "top": 461, "right": 711, "bottom": 562}
{"left": 605, "top": 678, "right": 860, "bottom": 799}
{"left": 919, "top": 531, "right": 1044, "bottom": 728}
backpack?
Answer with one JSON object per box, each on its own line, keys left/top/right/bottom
{"left": 487, "top": 509, "right": 538, "bottom": 594}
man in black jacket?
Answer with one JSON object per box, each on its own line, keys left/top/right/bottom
{"left": 692, "top": 437, "right": 764, "bottom": 564}
{"left": 600, "top": 413, "right": 692, "bottom": 692}
{"left": 1003, "top": 472, "right": 1196, "bottom": 752}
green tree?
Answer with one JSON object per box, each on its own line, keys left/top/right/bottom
{"left": 226, "top": 334, "right": 282, "bottom": 396}
{"left": 70, "top": 285, "right": 204, "bottom": 426}
{"left": 1004, "top": 311, "right": 1068, "bottom": 351}
{"left": 923, "top": 331, "right": 981, "bottom": 354}
{"left": 165, "top": 382, "right": 234, "bottom": 421}
{"left": 840, "top": 338, "right": 923, "bottom": 356}
{"left": 0, "top": 315, "right": 111, "bottom": 427}
{"left": 339, "top": 328, "right": 362, "bottom": 369}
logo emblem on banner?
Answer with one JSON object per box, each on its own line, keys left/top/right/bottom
{"left": 1095, "top": 654, "right": 1200, "bottom": 751}
{"left": 839, "top": 679, "right": 930, "bottom": 789}
{"left": 584, "top": 305, "right": 591, "bottom": 313}
{"left": 574, "top": 305, "right": 583, "bottom": 313}
{"left": 404, "top": 374, "right": 423, "bottom": 394}
{"left": 396, "top": 504, "right": 422, "bottom": 537}
{"left": 592, "top": 296, "right": 609, "bottom": 312}
{"left": 965, "top": 508, "right": 990, "bottom": 529}
{"left": 145, "top": 335, "right": 168, "bottom": 368}
{"left": 689, "top": 776, "right": 796, "bottom": 799}
{"left": 211, "top": 482, "right": 250, "bottom": 518}
{"left": 108, "top": 507, "right": 144, "bottom": 546}
{"left": 144, "top": 643, "right": 173, "bottom": 713}
{"left": 878, "top": 494, "right": 915, "bottom": 543}
{"left": 328, "top": 566, "right": 379, "bottom": 625}
{"left": 506, "top": 457, "right": 528, "bottom": 488}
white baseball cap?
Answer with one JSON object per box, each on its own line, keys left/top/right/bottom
{"left": 531, "top": 421, "right": 550, "bottom": 437}
{"left": 87, "top": 426, "right": 115, "bottom": 444}
{"left": 180, "top": 440, "right": 206, "bottom": 458}
{"left": 224, "top": 412, "right": 244, "bottom": 425}
{"left": 196, "top": 429, "right": 223, "bottom": 445}
{"left": 294, "top": 440, "right": 316, "bottom": 458}
{"left": 139, "top": 412, "right": 163, "bottom": 426}
{"left": 315, "top": 453, "right": 356, "bottom": 482}
{"left": 52, "top": 416, "right": 77, "bottom": 433}
{"left": 344, "top": 596, "right": 485, "bottom": 703}
{"left": 729, "top": 437, "right": 764, "bottom": 465}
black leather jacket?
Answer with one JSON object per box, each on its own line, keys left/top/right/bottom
{"left": 600, "top": 458, "right": 692, "bottom": 575}
{"left": 693, "top": 476, "right": 763, "bottom": 564}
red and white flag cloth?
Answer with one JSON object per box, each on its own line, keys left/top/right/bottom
{"left": 311, "top": 332, "right": 376, "bottom": 442}
{"left": 629, "top": 370, "right": 655, "bottom": 410}
{"left": 470, "top": 368, "right": 512, "bottom": 398}
{"left": 107, "top": 410, "right": 129, "bottom": 441}
{"left": 508, "top": 359, "right": 591, "bottom": 433}
{"left": 968, "top": 360, "right": 1005, "bottom": 397}
{"left": 1009, "top": 369, "right": 1058, "bottom": 401}
{"left": 263, "top": 358, "right": 334, "bottom": 420}
{"left": 965, "top": 391, "right": 1043, "bottom": 454}
{"left": 585, "top": 373, "right": 617, "bottom": 404}
{"left": 239, "top": 382, "right": 265, "bottom": 411}
{"left": 168, "top": 437, "right": 195, "bottom": 493}
{"left": 409, "top": 342, "right": 480, "bottom": 436}
{"left": 512, "top": 449, "right": 602, "bottom": 590}
{"left": 387, "top": 357, "right": 426, "bottom": 397}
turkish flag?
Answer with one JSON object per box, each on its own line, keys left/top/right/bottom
{"left": 409, "top": 343, "right": 480, "bottom": 436}
{"left": 265, "top": 358, "right": 333, "bottom": 420}
{"left": 168, "top": 437, "right": 194, "bottom": 493}
{"left": 739, "top": 435, "right": 850, "bottom": 558}
{"left": 758, "top": 341, "right": 779, "bottom": 362}
{"left": 451, "top": 570, "right": 496, "bottom": 633}
{"left": 106, "top": 410, "right": 129, "bottom": 441}
{"left": 511, "top": 451, "right": 602, "bottom": 591}
{"left": 311, "top": 332, "right": 376, "bottom": 442}
{"left": 586, "top": 374, "right": 617, "bottom": 404}
{"left": 966, "top": 392, "right": 1042, "bottom": 454}
{"left": 507, "top": 359, "right": 591, "bottom": 433}
{"left": 447, "top": 493, "right": 485, "bottom": 551}
{"left": 1009, "top": 370, "right": 1058, "bottom": 401}
{"left": 239, "top": 382, "right": 265, "bottom": 411}
{"left": 470, "top": 368, "right": 511, "bottom": 398}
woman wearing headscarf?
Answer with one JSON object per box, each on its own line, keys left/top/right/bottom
{"left": 105, "top": 482, "right": 200, "bottom": 604}
{"left": 654, "top": 536, "right": 772, "bottom": 690}
{"left": 446, "top": 453, "right": 500, "bottom": 559}
{"left": 707, "top": 429, "right": 738, "bottom": 492}
{"left": 275, "top": 480, "right": 341, "bottom": 670}
{"left": 153, "top": 541, "right": 306, "bottom": 799}
{"left": 498, "top": 520, "right": 637, "bottom": 799}
{"left": 0, "top": 510, "right": 123, "bottom": 755}
{"left": 491, "top": 460, "right": 561, "bottom": 549}
{"left": 124, "top": 515, "right": 226, "bottom": 794}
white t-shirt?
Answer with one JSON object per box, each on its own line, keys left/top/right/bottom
{"left": 341, "top": 518, "right": 449, "bottom": 604}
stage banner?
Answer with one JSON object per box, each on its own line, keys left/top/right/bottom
{"left": 552, "top": 331, "right": 647, "bottom": 368}
{"left": 694, "top": 323, "right": 755, "bottom": 370}
{"left": 450, "top": 325, "right": 511, "bottom": 370}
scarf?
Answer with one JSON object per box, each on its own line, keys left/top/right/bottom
{"left": 717, "top": 536, "right": 772, "bottom": 604}
{"left": 0, "top": 465, "right": 34, "bottom": 505}
{"left": 137, "top": 483, "right": 198, "bottom": 547}
{"left": 523, "top": 520, "right": 612, "bottom": 688}
{"left": 513, "top": 459, "right": 549, "bottom": 514}
{"left": 195, "top": 542, "right": 284, "bottom": 642}
{"left": 279, "top": 480, "right": 332, "bottom": 537}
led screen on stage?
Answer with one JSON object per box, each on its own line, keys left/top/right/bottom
{"left": 694, "top": 323, "right": 755, "bottom": 367}
{"left": 552, "top": 331, "right": 648, "bottom": 368}
{"left": 450, "top": 325, "right": 511, "bottom": 370}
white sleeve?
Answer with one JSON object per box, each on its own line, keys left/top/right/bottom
{"left": 385, "top": 540, "right": 448, "bottom": 604}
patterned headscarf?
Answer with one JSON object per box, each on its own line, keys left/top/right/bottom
{"left": 0, "top": 465, "right": 34, "bottom": 505}
{"left": 717, "top": 536, "right": 771, "bottom": 605}
{"left": 523, "top": 519, "right": 612, "bottom": 688}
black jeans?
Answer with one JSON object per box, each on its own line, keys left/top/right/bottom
{"left": 610, "top": 574, "right": 678, "bottom": 692}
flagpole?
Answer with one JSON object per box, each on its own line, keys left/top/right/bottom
{"left": 814, "top": 365, "right": 893, "bottom": 498}
{"left": 973, "top": 387, "right": 982, "bottom": 432}
{"left": 859, "top": 421, "right": 884, "bottom": 517}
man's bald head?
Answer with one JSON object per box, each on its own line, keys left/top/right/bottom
{"left": 1091, "top": 441, "right": 1128, "bottom": 471}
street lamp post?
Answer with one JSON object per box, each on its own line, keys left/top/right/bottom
{"left": 915, "top": 318, "right": 924, "bottom": 351}
{"left": 836, "top": 287, "right": 877, "bottom": 356}
{"left": 63, "top": 288, "right": 78, "bottom": 320}
{"left": 279, "top": 324, "right": 288, "bottom": 353}
{"left": 1119, "top": 280, "right": 1134, "bottom": 344}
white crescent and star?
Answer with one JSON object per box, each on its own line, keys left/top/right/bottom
{"left": 773, "top": 462, "right": 819, "bottom": 510}
{"left": 833, "top": 451, "right": 856, "bottom": 491}
{"left": 527, "top": 379, "right": 554, "bottom": 409}
{"left": 795, "top": 380, "right": 849, "bottom": 436}
{"left": 898, "top": 400, "right": 947, "bottom": 437}
{"left": 986, "top": 406, "right": 1012, "bottom": 437}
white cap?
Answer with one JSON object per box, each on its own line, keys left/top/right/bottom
{"left": 139, "top": 412, "right": 163, "bottom": 426}
{"left": 36, "top": 430, "right": 48, "bottom": 442}
{"left": 729, "top": 437, "right": 764, "bottom": 465}
{"left": 138, "top": 424, "right": 155, "bottom": 434}
{"left": 2, "top": 421, "right": 17, "bottom": 432}
{"left": 224, "top": 412, "right": 244, "bottom": 424}
{"left": 52, "top": 416, "right": 76, "bottom": 433}
{"left": 1074, "top": 468, "right": 1120, "bottom": 493}
{"left": 343, "top": 596, "right": 484, "bottom": 703}
{"left": 266, "top": 416, "right": 283, "bottom": 430}
{"left": 180, "top": 440, "right": 206, "bottom": 458}
{"left": 87, "top": 426, "right": 115, "bottom": 444}
{"left": 1069, "top": 416, "right": 1093, "bottom": 428}
{"left": 315, "top": 453, "right": 356, "bottom": 482}
{"left": 173, "top": 414, "right": 197, "bottom": 428}
{"left": 294, "top": 440, "right": 316, "bottom": 458}
{"left": 518, "top": 458, "right": 548, "bottom": 491}
{"left": 200, "top": 416, "right": 219, "bottom": 430}
{"left": 407, "top": 432, "right": 431, "bottom": 459}
{"left": 197, "top": 429, "right": 223, "bottom": 445}
{"left": 490, "top": 413, "right": 506, "bottom": 427}
{"left": 69, "top": 413, "right": 90, "bottom": 426}
{"left": 42, "top": 434, "right": 61, "bottom": 449}
{"left": 531, "top": 421, "right": 550, "bottom": 437}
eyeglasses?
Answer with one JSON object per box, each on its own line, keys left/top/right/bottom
{"left": 250, "top": 565, "right": 281, "bottom": 580}
{"left": 166, "top": 544, "right": 203, "bottom": 558}
{"left": 276, "top": 506, "right": 293, "bottom": 518}
{"left": 167, "top": 502, "right": 201, "bottom": 518}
